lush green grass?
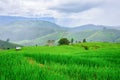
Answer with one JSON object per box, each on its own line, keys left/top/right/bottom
{"left": 0, "top": 42, "right": 120, "bottom": 80}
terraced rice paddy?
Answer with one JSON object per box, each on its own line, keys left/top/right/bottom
{"left": 0, "top": 42, "right": 120, "bottom": 80}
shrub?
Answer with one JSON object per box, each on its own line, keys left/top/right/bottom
{"left": 81, "top": 45, "right": 89, "bottom": 50}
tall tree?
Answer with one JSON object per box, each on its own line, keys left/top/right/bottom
{"left": 83, "top": 38, "right": 87, "bottom": 43}
{"left": 71, "top": 38, "right": 74, "bottom": 44}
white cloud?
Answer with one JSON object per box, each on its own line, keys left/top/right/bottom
{"left": 0, "top": 0, "right": 120, "bottom": 27}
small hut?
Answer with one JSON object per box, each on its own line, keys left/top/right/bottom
{"left": 16, "top": 46, "right": 22, "bottom": 51}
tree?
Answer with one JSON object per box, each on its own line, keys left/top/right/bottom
{"left": 58, "top": 38, "right": 70, "bottom": 45}
{"left": 70, "top": 38, "right": 74, "bottom": 44}
{"left": 83, "top": 38, "right": 87, "bottom": 43}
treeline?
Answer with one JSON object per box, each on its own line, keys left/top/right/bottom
{"left": 46, "top": 38, "right": 87, "bottom": 46}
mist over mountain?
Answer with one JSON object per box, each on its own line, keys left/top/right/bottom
{"left": 0, "top": 16, "right": 55, "bottom": 26}
{"left": 0, "top": 16, "right": 120, "bottom": 46}
{"left": 0, "top": 19, "right": 63, "bottom": 41}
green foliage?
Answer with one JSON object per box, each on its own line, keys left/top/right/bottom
{"left": 0, "top": 53, "right": 66, "bottom": 80}
{"left": 70, "top": 38, "right": 74, "bottom": 44}
{"left": 17, "top": 29, "right": 120, "bottom": 46}
{"left": 83, "top": 38, "right": 87, "bottom": 43}
{"left": 58, "top": 38, "right": 70, "bottom": 45}
{"left": 0, "top": 42, "right": 120, "bottom": 80}
{"left": 81, "top": 45, "right": 89, "bottom": 50}
{"left": 1, "top": 20, "right": 120, "bottom": 46}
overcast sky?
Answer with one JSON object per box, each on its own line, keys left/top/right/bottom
{"left": 0, "top": 0, "right": 120, "bottom": 27}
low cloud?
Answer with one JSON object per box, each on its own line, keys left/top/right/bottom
{"left": 0, "top": 0, "right": 120, "bottom": 27}
{"left": 49, "top": 1, "right": 102, "bottom": 13}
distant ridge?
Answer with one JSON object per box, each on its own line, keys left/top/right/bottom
{"left": 0, "top": 19, "right": 62, "bottom": 41}
{"left": 0, "top": 39, "right": 22, "bottom": 49}
{"left": 0, "top": 16, "right": 55, "bottom": 26}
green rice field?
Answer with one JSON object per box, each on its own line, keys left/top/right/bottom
{"left": 0, "top": 42, "right": 120, "bottom": 80}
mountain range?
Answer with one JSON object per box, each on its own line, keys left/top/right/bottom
{"left": 0, "top": 16, "right": 120, "bottom": 46}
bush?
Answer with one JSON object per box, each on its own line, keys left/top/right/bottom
{"left": 58, "top": 38, "right": 70, "bottom": 45}
{"left": 81, "top": 45, "right": 89, "bottom": 50}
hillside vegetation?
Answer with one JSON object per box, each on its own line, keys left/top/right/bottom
{"left": 0, "top": 40, "right": 21, "bottom": 49}
{"left": 0, "top": 42, "right": 120, "bottom": 80}
{"left": 0, "top": 17, "right": 120, "bottom": 46}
